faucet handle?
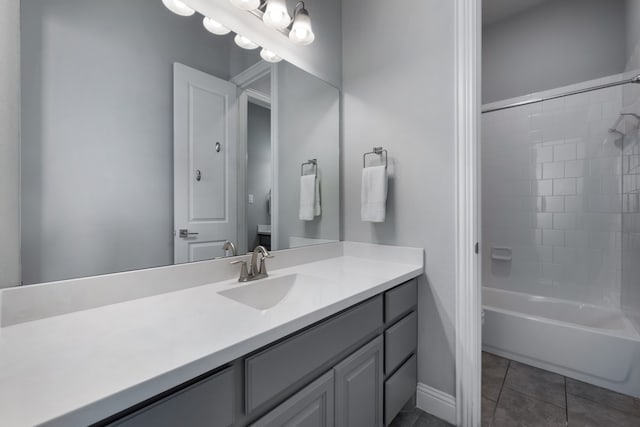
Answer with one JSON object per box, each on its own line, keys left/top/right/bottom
{"left": 230, "top": 260, "right": 250, "bottom": 282}
{"left": 257, "top": 253, "right": 274, "bottom": 276}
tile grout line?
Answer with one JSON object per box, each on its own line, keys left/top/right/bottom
{"left": 500, "top": 364, "right": 567, "bottom": 411}
{"left": 490, "top": 360, "right": 511, "bottom": 427}
{"left": 564, "top": 376, "right": 569, "bottom": 426}
{"left": 564, "top": 388, "right": 640, "bottom": 420}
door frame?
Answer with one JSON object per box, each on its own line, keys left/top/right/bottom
{"left": 454, "top": 0, "right": 482, "bottom": 426}
{"left": 231, "top": 61, "right": 277, "bottom": 254}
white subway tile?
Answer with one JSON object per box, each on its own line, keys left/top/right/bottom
{"left": 576, "top": 142, "right": 586, "bottom": 159}
{"left": 534, "top": 180, "right": 553, "bottom": 196}
{"left": 565, "top": 196, "right": 584, "bottom": 213}
{"left": 531, "top": 213, "right": 553, "bottom": 229}
{"left": 541, "top": 263, "right": 563, "bottom": 284}
{"left": 583, "top": 214, "right": 622, "bottom": 233}
{"left": 552, "top": 246, "right": 580, "bottom": 265}
{"left": 543, "top": 161, "right": 565, "bottom": 179}
{"left": 543, "top": 196, "right": 565, "bottom": 213}
{"left": 529, "top": 130, "right": 543, "bottom": 144}
{"left": 565, "top": 230, "right": 588, "bottom": 248}
{"left": 529, "top": 113, "right": 544, "bottom": 130}
{"left": 565, "top": 160, "right": 585, "bottom": 178}
{"left": 553, "top": 178, "right": 577, "bottom": 196}
{"left": 534, "top": 145, "right": 553, "bottom": 163}
{"left": 553, "top": 213, "right": 578, "bottom": 230}
{"left": 553, "top": 143, "right": 577, "bottom": 161}
{"left": 543, "top": 229, "right": 565, "bottom": 246}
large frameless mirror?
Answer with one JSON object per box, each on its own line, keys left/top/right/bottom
{"left": 15, "top": 0, "right": 339, "bottom": 286}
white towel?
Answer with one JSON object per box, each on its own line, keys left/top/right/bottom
{"left": 299, "top": 175, "right": 316, "bottom": 221}
{"left": 314, "top": 177, "right": 322, "bottom": 217}
{"left": 361, "top": 165, "right": 388, "bottom": 222}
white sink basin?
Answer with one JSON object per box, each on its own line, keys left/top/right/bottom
{"left": 218, "top": 274, "right": 315, "bottom": 310}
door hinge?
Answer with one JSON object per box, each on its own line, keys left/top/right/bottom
{"left": 475, "top": 242, "right": 479, "bottom": 254}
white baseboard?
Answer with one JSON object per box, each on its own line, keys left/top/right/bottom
{"left": 416, "top": 383, "right": 456, "bottom": 425}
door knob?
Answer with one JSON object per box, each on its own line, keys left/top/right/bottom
{"left": 179, "top": 229, "right": 199, "bottom": 238}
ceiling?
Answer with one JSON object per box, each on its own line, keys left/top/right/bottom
{"left": 483, "top": 0, "right": 558, "bottom": 26}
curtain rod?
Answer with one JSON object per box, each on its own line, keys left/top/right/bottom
{"left": 482, "top": 74, "right": 640, "bottom": 114}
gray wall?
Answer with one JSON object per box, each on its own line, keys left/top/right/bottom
{"left": 21, "top": 0, "right": 233, "bottom": 284}
{"left": 0, "top": 0, "right": 21, "bottom": 288}
{"left": 246, "top": 103, "right": 271, "bottom": 250}
{"left": 342, "top": 0, "right": 457, "bottom": 396}
{"left": 277, "top": 62, "right": 340, "bottom": 248}
{"left": 626, "top": 0, "right": 640, "bottom": 69}
{"left": 229, "top": 44, "right": 262, "bottom": 78}
{"left": 483, "top": 0, "right": 627, "bottom": 103}
{"left": 189, "top": 0, "right": 342, "bottom": 88}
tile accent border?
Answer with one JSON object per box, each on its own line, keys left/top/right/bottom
{"left": 416, "top": 383, "right": 457, "bottom": 425}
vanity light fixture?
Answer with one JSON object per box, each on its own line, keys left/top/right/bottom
{"left": 289, "top": 2, "right": 314, "bottom": 45}
{"left": 260, "top": 48, "right": 283, "bottom": 63}
{"left": 203, "top": 17, "right": 231, "bottom": 35}
{"left": 234, "top": 34, "right": 259, "bottom": 50}
{"left": 161, "top": 0, "right": 195, "bottom": 16}
{"left": 263, "top": 0, "right": 292, "bottom": 30}
{"left": 230, "top": 0, "right": 261, "bottom": 11}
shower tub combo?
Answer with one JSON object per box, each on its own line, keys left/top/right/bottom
{"left": 483, "top": 287, "right": 640, "bottom": 398}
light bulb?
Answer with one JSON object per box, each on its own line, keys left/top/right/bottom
{"left": 260, "top": 48, "right": 282, "bottom": 63}
{"left": 161, "top": 0, "right": 195, "bottom": 16}
{"left": 230, "top": 0, "right": 261, "bottom": 10}
{"left": 289, "top": 6, "right": 314, "bottom": 45}
{"left": 203, "top": 17, "right": 230, "bottom": 35}
{"left": 263, "top": 0, "right": 291, "bottom": 30}
{"left": 234, "top": 34, "right": 259, "bottom": 50}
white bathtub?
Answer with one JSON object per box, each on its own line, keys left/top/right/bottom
{"left": 483, "top": 287, "right": 640, "bottom": 398}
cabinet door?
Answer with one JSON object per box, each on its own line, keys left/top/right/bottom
{"left": 334, "top": 336, "right": 383, "bottom": 427}
{"left": 252, "top": 371, "right": 334, "bottom": 427}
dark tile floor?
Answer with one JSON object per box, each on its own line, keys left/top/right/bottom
{"left": 482, "top": 352, "right": 640, "bottom": 427}
{"left": 389, "top": 401, "right": 454, "bottom": 427}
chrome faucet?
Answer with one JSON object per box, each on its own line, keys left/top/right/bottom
{"left": 250, "top": 245, "right": 273, "bottom": 279}
{"left": 223, "top": 240, "right": 238, "bottom": 257}
{"left": 230, "top": 245, "right": 274, "bottom": 283}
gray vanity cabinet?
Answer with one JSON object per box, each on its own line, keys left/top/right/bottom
{"left": 251, "top": 371, "right": 335, "bottom": 427}
{"left": 334, "top": 336, "right": 383, "bottom": 427}
{"left": 100, "top": 279, "right": 418, "bottom": 427}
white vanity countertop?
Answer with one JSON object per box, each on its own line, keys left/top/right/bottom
{"left": 0, "top": 244, "right": 423, "bottom": 427}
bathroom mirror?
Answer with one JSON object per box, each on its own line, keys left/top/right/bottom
{"left": 15, "top": 0, "right": 340, "bottom": 285}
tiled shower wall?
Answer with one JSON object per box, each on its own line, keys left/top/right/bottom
{"left": 622, "top": 40, "right": 640, "bottom": 330}
{"left": 482, "top": 79, "right": 624, "bottom": 307}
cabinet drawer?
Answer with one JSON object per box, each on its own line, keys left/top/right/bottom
{"left": 385, "top": 280, "right": 417, "bottom": 323}
{"left": 111, "top": 367, "right": 235, "bottom": 427}
{"left": 384, "top": 311, "right": 417, "bottom": 374}
{"left": 251, "top": 371, "right": 334, "bottom": 427}
{"left": 384, "top": 355, "right": 417, "bottom": 426}
{"left": 246, "top": 296, "right": 383, "bottom": 413}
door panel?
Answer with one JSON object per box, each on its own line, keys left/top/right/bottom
{"left": 190, "top": 85, "right": 227, "bottom": 221}
{"left": 334, "top": 337, "right": 383, "bottom": 427}
{"left": 251, "top": 371, "right": 334, "bottom": 427}
{"left": 173, "top": 63, "right": 238, "bottom": 264}
{"left": 189, "top": 240, "right": 227, "bottom": 262}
